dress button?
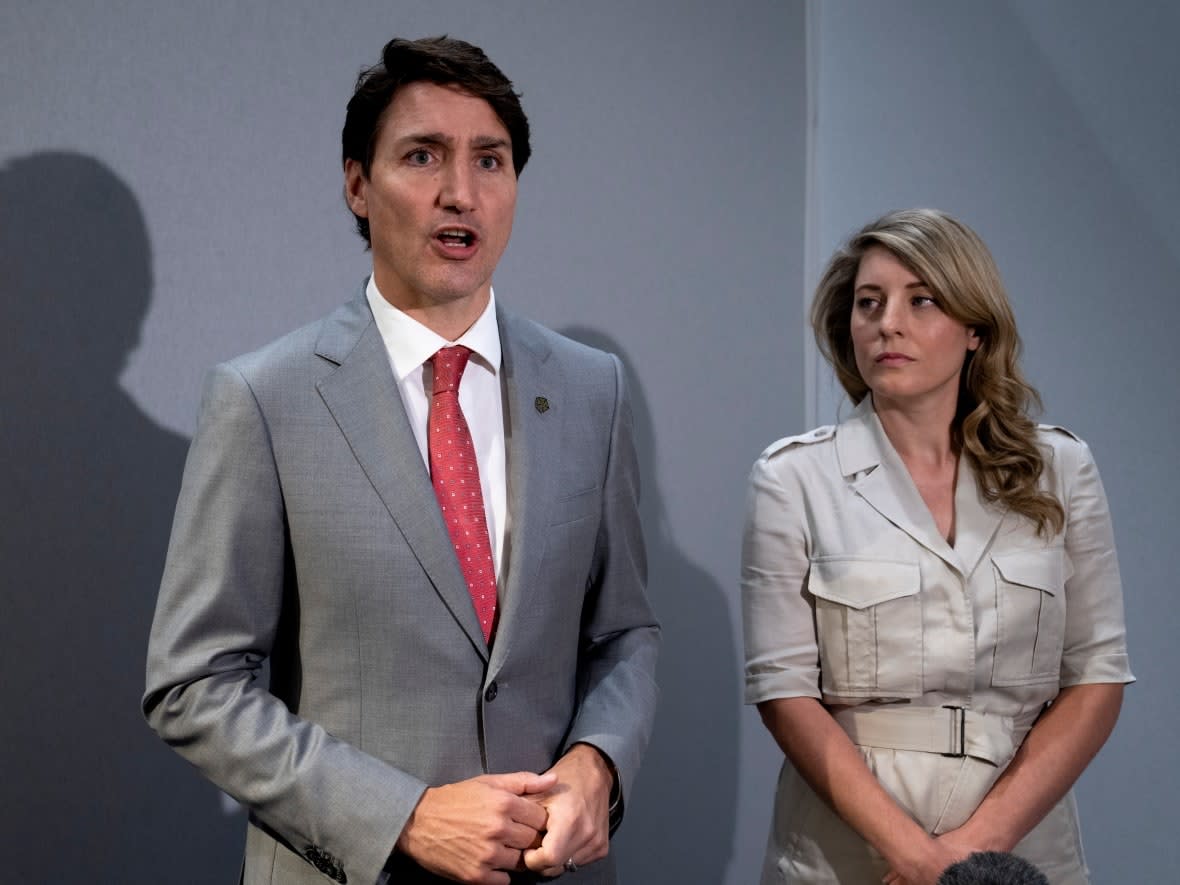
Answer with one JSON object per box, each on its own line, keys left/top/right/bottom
{"left": 484, "top": 682, "right": 498, "bottom": 702}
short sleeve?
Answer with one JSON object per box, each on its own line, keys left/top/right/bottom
{"left": 1056, "top": 438, "right": 1135, "bottom": 686}
{"left": 741, "top": 452, "right": 822, "bottom": 703}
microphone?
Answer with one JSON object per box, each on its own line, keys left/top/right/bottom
{"left": 937, "top": 851, "right": 1049, "bottom": 885}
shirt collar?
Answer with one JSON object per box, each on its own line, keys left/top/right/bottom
{"left": 835, "top": 396, "right": 886, "bottom": 477}
{"left": 365, "top": 276, "right": 502, "bottom": 380}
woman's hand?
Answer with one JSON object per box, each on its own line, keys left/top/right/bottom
{"left": 882, "top": 824, "right": 1000, "bottom": 885}
{"left": 934, "top": 821, "right": 1008, "bottom": 858}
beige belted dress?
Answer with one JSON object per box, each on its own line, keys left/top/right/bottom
{"left": 741, "top": 399, "right": 1134, "bottom": 884}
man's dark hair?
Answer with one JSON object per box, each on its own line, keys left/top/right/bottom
{"left": 342, "top": 35, "right": 532, "bottom": 244}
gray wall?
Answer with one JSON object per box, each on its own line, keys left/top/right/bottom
{"left": 0, "top": 3, "right": 802, "bottom": 883}
{"left": 811, "top": 1, "right": 1180, "bottom": 880}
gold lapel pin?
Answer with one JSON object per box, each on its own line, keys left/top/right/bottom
{"left": 534, "top": 396, "right": 550, "bottom": 414}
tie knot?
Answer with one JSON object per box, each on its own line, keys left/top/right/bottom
{"left": 431, "top": 345, "right": 472, "bottom": 395}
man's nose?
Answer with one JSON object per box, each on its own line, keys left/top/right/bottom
{"left": 438, "top": 161, "right": 475, "bottom": 212}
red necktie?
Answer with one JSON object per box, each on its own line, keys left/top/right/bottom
{"left": 428, "top": 346, "right": 497, "bottom": 642}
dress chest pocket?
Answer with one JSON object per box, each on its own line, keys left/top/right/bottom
{"left": 990, "top": 548, "right": 1069, "bottom": 686}
{"left": 809, "top": 557, "right": 922, "bottom": 698}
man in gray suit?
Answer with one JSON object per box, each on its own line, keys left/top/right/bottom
{"left": 144, "top": 36, "right": 659, "bottom": 885}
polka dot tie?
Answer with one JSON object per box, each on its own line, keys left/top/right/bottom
{"left": 428, "top": 346, "right": 497, "bottom": 642}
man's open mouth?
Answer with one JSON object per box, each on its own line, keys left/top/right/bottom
{"left": 436, "top": 228, "right": 476, "bottom": 247}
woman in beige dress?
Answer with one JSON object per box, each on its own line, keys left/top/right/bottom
{"left": 742, "top": 209, "right": 1133, "bottom": 884}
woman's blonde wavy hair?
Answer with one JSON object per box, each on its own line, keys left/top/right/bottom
{"left": 811, "top": 208, "right": 1064, "bottom": 537}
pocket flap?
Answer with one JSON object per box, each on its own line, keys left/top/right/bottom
{"left": 992, "top": 549, "right": 1064, "bottom": 595}
{"left": 809, "top": 557, "right": 920, "bottom": 609}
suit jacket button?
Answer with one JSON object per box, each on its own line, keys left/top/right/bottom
{"left": 484, "top": 681, "right": 498, "bottom": 702}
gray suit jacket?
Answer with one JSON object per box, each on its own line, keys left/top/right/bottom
{"left": 143, "top": 293, "right": 660, "bottom": 885}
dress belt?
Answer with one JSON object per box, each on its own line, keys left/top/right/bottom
{"left": 833, "top": 705, "right": 1018, "bottom": 767}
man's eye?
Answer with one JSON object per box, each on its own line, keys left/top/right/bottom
{"left": 408, "top": 150, "right": 431, "bottom": 165}
{"left": 478, "top": 155, "right": 500, "bottom": 170}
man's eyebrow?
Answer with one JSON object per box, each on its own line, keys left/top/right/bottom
{"left": 392, "top": 133, "right": 510, "bottom": 151}
{"left": 471, "top": 136, "right": 510, "bottom": 151}
{"left": 396, "top": 131, "right": 454, "bottom": 148}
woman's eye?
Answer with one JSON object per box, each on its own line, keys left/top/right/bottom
{"left": 912, "top": 294, "right": 937, "bottom": 308}
{"left": 855, "top": 297, "right": 879, "bottom": 311}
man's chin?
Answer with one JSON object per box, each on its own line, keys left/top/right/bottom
{"left": 429, "top": 285, "right": 491, "bottom": 308}
{"left": 401, "top": 277, "right": 494, "bottom": 318}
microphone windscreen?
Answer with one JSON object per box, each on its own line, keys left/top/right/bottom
{"left": 937, "top": 851, "right": 1050, "bottom": 885}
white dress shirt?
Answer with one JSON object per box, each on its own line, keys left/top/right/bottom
{"left": 365, "top": 278, "right": 509, "bottom": 583}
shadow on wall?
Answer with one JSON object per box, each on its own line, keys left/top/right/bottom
{"left": 560, "top": 327, "right": 740, "bottom": 884}
{"left": 0, "top": 152, "right": 241, "bottom": 882}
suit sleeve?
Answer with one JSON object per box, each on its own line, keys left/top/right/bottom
{"left": 143, "top": 363, "right": 425, "bottom": 885}
{"left": 561, "top": 354, "right": 660, "bottom": 821}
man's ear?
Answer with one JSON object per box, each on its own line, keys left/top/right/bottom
{"left": 343, "top": 158, "right": 368, "bottom": 218}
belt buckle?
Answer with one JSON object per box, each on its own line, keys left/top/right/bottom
{"left": 941, "top": 705, "right": 967, "bottom": 758}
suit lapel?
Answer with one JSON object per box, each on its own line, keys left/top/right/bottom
{"left": 313, "top": 294, "right": 488, "bottom": 657}
{"left": 951, "top": 456, "right": 1004, "bottom": 579}
{"left": 838, "top": 399, "right": 967, "bottom": 575}
{"left": 489, "top": 308, "right": 556, "bottom": 672}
